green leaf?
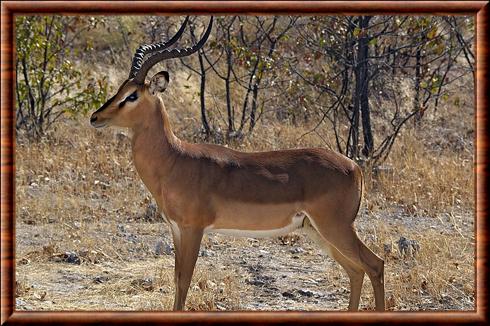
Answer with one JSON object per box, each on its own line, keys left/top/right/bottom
{"left": 427, "top": 26, "right": 438, "bottom": 40}
{"left": 353, "top": 27, "right": 361, "bottom": 37}
{"left": 453, "top": 97, "right": 461, "bottom": 107}
{"left": 368, "top": 38, "right": 377, "bottom": 46}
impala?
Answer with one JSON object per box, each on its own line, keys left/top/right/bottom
{"left": 90, "top": 17, "right": 385, "bottom": 311}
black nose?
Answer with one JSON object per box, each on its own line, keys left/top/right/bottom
{"left": 90, "top": 115, "right": 97, "bottom": 124}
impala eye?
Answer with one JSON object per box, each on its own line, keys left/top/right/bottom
{"left": 126, "top": 91, "right": 138, "bottom": 102}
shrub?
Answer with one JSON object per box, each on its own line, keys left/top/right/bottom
{"left": 15, "top": 16, "right": 108, "bottom": 139}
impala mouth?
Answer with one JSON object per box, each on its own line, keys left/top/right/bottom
{"left": 91, "top": 122, "right": 107, "bottom": 129}
{"left": 90, "top": 116, "right": 108, "bottom": 128}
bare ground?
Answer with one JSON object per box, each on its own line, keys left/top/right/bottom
{"left": 15, "top": 204, "right": 474, "bottom": 311}
{"left": 14, "top": 111, "right": 475, "bottom": 311}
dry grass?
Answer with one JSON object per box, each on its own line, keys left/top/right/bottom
{"left": 356, "top": 218, "right": 474, "bottom": 310}
{"left": 15, "top": 110, "right": 474, "bottom": 311}
{"left": 16, "top": 259, "right": 243, "bottom": 310}
{"left": 364, "top": 130, "right": 474, "bottom": 218}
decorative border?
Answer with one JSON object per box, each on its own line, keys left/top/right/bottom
{"left": 1, "top": 1, "right": 488, "bottom": 325}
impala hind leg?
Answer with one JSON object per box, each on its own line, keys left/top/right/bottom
{"left": 169, "top": 223, "right": 203, "bottom": 310}
{"left": 303, "top": 221, "right": 365, "bottom": 311}
{"left": 359, "top": 240, "right": 385, "bottom": 311}
{"left": 310, "top": 220, "right": 385, "bottom": 311}
{"left": 330, "top": 227, "right": 384, "bottom": 311}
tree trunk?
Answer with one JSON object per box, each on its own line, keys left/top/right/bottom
{"left": 351, "top": 68, "right": 360, "bottom": 159}
{"left": 197, "top": 51, "right": 211, "bottom": 136}
{"left": 225, "top": 48, "right": 234, "bottom": 134}
{"left": 249, "top": 83, "right": 259, "bottom": 132}
{"left": 414, "top": 46, "right": 423, "bottom": 123}
{"left": 357, "top": 16, "right": 374, "bottom": 158}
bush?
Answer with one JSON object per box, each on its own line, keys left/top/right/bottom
{"left": 15, "top": 16, "right": 108, "bottom": 139}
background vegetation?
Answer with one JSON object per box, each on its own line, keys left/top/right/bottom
{"left": 15, "top": 15, "right": 474, "bottom": 311}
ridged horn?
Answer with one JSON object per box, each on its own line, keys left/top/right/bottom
{"left": 132, "top": 17, "right": 213, "bottom": 84}
{"left": 128, "top": 16, "right": 189, "bottom": 79}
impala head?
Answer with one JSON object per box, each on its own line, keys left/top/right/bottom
{"left": 90, "top": 17, "right": 213, "bottom": 129}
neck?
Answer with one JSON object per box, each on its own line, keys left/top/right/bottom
{"left": 130, "top": 97, "right": 181, "bottom": 200}
{"left": 132, "top": 97, "right": 178, "bottom": 147}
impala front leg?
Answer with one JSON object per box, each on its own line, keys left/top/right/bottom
{"left": 169, "top": 223, "right": 204, "bottom": 311}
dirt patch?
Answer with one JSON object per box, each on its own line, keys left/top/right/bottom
{"left": 16, "top": 206, "right": 474, "bottom": 311}
{"left": 14, "top": 121, "right": 475, "bottom": 311}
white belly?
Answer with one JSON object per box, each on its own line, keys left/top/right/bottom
{"left": 205, "top": 214, "right": 304, "bottom": 238}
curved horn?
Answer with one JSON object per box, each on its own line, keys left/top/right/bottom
{"left": 133, "top": 17, "right": 214, "bottom": 84}
{"left": 128, "top": 16, "right": 190, "bottom": 79}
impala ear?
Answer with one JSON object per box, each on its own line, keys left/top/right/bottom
{"left": 149, "top": 71, "right": 169, "bottom": 95}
